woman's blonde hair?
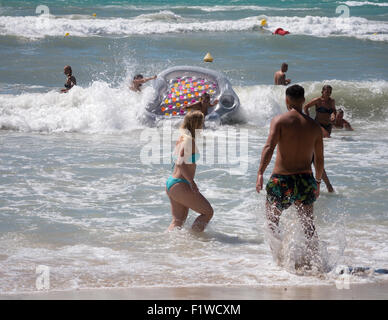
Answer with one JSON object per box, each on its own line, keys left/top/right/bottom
{"left": 180, "top": 110, "right": 204, "bottom": 140}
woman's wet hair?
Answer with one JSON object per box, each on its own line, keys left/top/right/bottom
{"left": 181, "top": 110, "right": 204, "bottom": 139}
{"left": 322, "top": 85, "right": 332, "bottom": 93}
{"left": 286, "top": 84, "right": 305, "bottom": 100}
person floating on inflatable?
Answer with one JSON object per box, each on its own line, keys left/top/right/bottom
{"left": 273, "top": 28, "right": 290, "bottom": 36}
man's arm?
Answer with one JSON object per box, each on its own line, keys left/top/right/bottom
{"left": 313, "top": 128, "right": 324, "bottom": 198}
{"left": 256, "top": 118, "right": 280, "bottom": 193}
{"left": 183, "top": 101, "right": 201, "bottom": 110}
{"left": 210, "top": 99, "right": 219, "bottom": 107}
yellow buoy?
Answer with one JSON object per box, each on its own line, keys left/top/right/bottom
{"left": 203, "top": 52, "right": 213, "bottom": 63}
{"left": 373, "top": 33, "right": 377, "bottom": 35}
{"left": 64, "top": 32, "right": 70, "bottom": 37}
{"left": 92, "top": 13, "right": 97, "bottom": 17}
{"left": 260, "top": 19, "right": 267, "bottom": 27}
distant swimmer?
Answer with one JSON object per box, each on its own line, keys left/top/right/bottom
{"left": 256, "top": 85, "right": 324, "bottom": 261}
{"left": 166, "top": 111, "right": 213, "bottom": 232}
{"left": 303, "top": 85, "right": 337, "bottom": 138}
{"left": 332, "top": 109, "right": 354, "bottom": 131}
{"left": 182, "top": 92, "right": 219, "bottom": 117}
{"left": 274, "top": 63, "right": 291, "bottom": 86}
{"left": 61, "top": 65, "right": 76, "bottom": 93}
{"left": 130, "top": 74, "right": 157, "bottom": 92}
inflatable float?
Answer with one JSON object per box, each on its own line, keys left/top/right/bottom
{"left": 144, "top": 66, "right": 241, "bottom": 124}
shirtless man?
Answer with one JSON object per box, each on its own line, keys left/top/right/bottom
{"left": 332, "top": 109, "right": 353, "bottom": 131}
{"left": 130, "top": 74, "right": 157, "bottom": 92}
{"left": 61, "top": 65, "right": 76, "bottom": 93}
{"left": 256, "top": 84, "right": 324, "bottom": 251}
{"left": 183, "top": 92, "right": 219, "bottom": 117}
{"left": 274, "top": 63, "right": 291, "bottom": 86}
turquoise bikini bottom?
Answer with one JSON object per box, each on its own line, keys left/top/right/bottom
{"left": 166, "top": 176, "right": 190, "bottom": 191}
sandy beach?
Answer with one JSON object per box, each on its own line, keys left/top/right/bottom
{"left": 1, "top": 282, "right": 388, "bottom": 300}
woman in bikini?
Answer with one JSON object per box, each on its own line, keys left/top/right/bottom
{"left": 61, "top": 65, "right": 76, "bottom": 93}
{"left": 303, "top": 85, "right": 337, "bottom": 138}
{"left": 166, "top": 110, "right": 214, "bottom": 232}
{"left": 303, "top": 85, "right": 336, "bottom": 192}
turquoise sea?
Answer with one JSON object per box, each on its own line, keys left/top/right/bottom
{"left": 0, "top": 0, "right": 387, "bottom": 293}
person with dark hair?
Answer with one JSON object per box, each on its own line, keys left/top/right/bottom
{"left": 61, "top": 65, "right": 76, "bottom": 93}
{"left": 274, "top": 63, "right": 291, "bottom": 86}
{"left": 130, "top": 74, "right": 157, "bottom": 92}
{"left": 303, "top": 85, "right": 337, "bottom": 138}
{"left": 182, "top": 92, "right": 219, "bottom": 117}
{"left": 256, "top": 84, "right": 324, "bottom": 259}
{"left": 332, "top": 109, "right": 353, "bottom": 131}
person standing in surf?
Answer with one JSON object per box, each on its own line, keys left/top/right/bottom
{"left": 303, "top": 85, "right": 337, "bottom": 138}
{"left": 256, "top": 85, "right": 324, "bottom": 258}
{"left": 303, "top": 85, "right": 336, "bottom": 192}
{"left": 166, "top": 111, "right": 213, "bottom": 232}
{"left": 61, "top": 65, "right": 76, "bottom": 93}
{"left": 274, "top": 63, "right": 291, "bottom": 86}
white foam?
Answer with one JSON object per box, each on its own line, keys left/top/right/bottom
{"left": 0, "top": 14, "right": 387, "bottom": 41}
{"left": 340, "top": 1, "right": 388, "bottom": 7}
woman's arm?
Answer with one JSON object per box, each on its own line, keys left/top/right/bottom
{"left": 303, "top": 98, "right": 319, "bottom": 116}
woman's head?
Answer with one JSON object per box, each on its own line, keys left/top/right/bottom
{"left": 181, "top": 110, "right": 204, "bottom": 139}
{"left": 64, "top": 65, "right": 72, "bottom": 75}
{"left": 321, "top": 85, "right": 332, "bottom": 97}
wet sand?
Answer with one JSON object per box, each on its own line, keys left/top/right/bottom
{"left": 1, "top": 282, "right": 387, "bottom": 300}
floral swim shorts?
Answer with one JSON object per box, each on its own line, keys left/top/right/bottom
{"left": 266, "top": 173, "right": 318, "bottom": 211}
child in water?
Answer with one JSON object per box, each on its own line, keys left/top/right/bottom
{"left": 332, "top": 109, "right": 354, "bottom": 131}
{"left": 130, "top": 74, "right": 157, "bottom": 92}
{"left": 183, "top": 92, "right": 219, "bottom": 116}
{"left": 61, "top": 65, "right": 76, "bottom": 93}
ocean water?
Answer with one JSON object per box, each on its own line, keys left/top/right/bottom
{"left": 0, "top": 0, "right": 388, "bottom": 294}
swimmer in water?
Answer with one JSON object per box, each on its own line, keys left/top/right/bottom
{"left": 332, "top": 109, "right": 354, "bottom": 131}
{"left": 130, "top": 74, "right": 157, "bottom": 92}
{"left": 182, "top": 92, "right": 219, "bottom": 117}
{"left": 61, "top": 65, "right": 76, "bottom": 93}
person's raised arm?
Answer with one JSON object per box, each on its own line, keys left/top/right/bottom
{"left": 210, "top": 99, "right": 219, "bottom": 107}
{"left": 256, "top": 118, "right": 280, "bottom": 193}
{"left": 303, "top": 98, "right": 318, "bottom": 117}
{"left": 183, "top": 101, "right": 201, "bottom": 111}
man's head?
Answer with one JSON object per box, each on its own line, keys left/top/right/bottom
{"left": 337, "top": 108, "right": 344, "bottom": 119}
{"left": 64, "top": 65, "right": 72, "bottom": 75}
{"left": 133, "top": 74, "right": 144, "bottom": 81}
{"left": 281, "top": 63, "right": 288, "bottom": 73}
{"left": 200, "top": 92, "right": 210, "bottom": 103}
{"left": 286, "top": 84, "right": 305, "bottom": 110}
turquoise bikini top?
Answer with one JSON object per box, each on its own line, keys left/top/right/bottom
{"left": 172, "top": 153, "right": 200, "bottom": 163}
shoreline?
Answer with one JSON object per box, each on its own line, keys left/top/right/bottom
{"left": 1, "top": 282, "right": 388, "bottom": 300}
